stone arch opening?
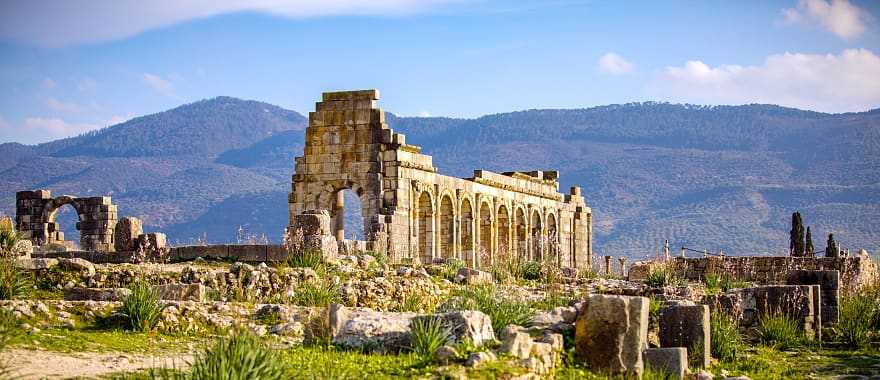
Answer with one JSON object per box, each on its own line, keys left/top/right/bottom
{"left": 478, "top": 201, "right": 493, "bottom": 267}
{"left": 439, "top": 194, "right": 455, "bottom": 259}
{"left": 497, "top": 204, "right": 510, "bottom": 259}
{"left": 45, "top": 201, "right": 81, "bottom": 250}
{"left": 460, "top": 198, "right": 474, "bottom": 264}
{"left": 531, "top": 209, "right": 543, "bottom": 261}
{"left": 515, "top": 207, "right": 527, "bottom": 261}
{"left": 417, "top": 191, "right": 434, "bottom": 264}
{"left": 332, "top": 188, "right": 366, "bottom": 241}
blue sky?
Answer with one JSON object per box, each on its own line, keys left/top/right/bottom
{"left": 1, "top": 0, "right": 878, "bottom": 144}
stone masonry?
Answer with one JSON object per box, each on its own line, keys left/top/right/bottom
{"left": 15, "top": 190, "right": 118, "bottom": 251}
{"left": 289, "top": 89, "right": 593, "bottom": 269}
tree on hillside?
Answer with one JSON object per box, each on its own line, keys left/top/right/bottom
{"left": 790, "top": 212, "right": 805, "bottom": 257}
{"left": 805, "top": 226, "right": 815, "bottom": 257}
{"left": 825, "top": 234, "right": 838, "bottom": 258}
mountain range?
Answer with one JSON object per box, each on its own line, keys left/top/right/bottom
{"left": 1, "top": 96, "right": 878, "bottom": 261}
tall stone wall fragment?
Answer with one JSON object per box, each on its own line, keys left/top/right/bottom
{"left": 575, "top": 294, "right": 649, "bottom": 377}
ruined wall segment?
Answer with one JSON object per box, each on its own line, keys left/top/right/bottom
{"left": 289, "top": 89, "right": 593, "bottom": 269}
{"left": 15, "top": 190, "right": 118, "bottom": 251}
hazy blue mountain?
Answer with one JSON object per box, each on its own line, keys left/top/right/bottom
{"left": 1, "top": 96, "right": 877, "bottom": 261}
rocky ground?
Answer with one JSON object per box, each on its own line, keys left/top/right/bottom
{"left": 0, "top": 252, "right": 878, "bottom": 379}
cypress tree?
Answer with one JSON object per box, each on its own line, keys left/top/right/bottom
{"left": 825, "top": 234, "right": 838, "bottom": 258}
{"left": 805, "top": 226, "right": 814, "bottom": 257}
{"left": 789, "top": 212, "right": 805, "bottom": 257}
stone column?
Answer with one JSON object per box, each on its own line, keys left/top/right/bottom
{"left": 604, "top": 256, "right": 612, "bottom": 277}
{"left": 334, "top": 190, "right": 345, "bottom": 242}
{"left": 619, "top": 257, "right": 627, "bottom": 278}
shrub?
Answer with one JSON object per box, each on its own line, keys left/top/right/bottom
{"left": 151, "top": 333, "right": 285, "bottom": 380}
{"left": 441, "top": 259, "right": 466, "bottom": 281}
{"left": 645, "top": 265, "right": 682, "bottom": 288}
{"left": 410, "top": 316, "right": 451, "bottom": 361}
{"left": 710, "top": 311, "right": 741, "bottom": 362}
{"left": 835, "top": 292, "right": 877, "bottom": 348}
{"left": 0, "top": 256, "right": 30, "bottom": 300}
{"left": 520, "top": 261, "right": 542, "bottom": 281}
{"left": 291, "top": 280, "right": 340, "bottom": 307}
{"left": 0, "top": 229, "right": 19, "bottom": 256}
{"left": 756, "top": 313, "right": 803, "bottom": 350}
{"left": 286, "top": 249, "right": 326, "bottom": 272}
{"left": 441, "top": 284, "right": 534, "bottom": 333}
{"left": 121, "top": 281, "right": 163, "bottom": 331}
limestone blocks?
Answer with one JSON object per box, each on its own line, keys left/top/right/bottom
{"left": 114, "top": 217, "right": 143, "bottom": 252}
{"left": 659, "top": 304, "right": 710, "bottom": 369}
{"left": 575, "top": 294, "right": 649, "bottom": 376}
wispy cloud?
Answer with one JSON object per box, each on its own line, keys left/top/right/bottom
{"left": 650, "top": 49, "right": 880, "bottom": 113}
{"left": 142, "top": 73, "right": 176, "bottom": 98}
{"left": 781, "top": 0, "right": 871, "bottom": 39}
{"left": 41, "top": 77, "right": 57, "bottom": 89}
{"left": 23, "top": 117, "right": 99, "bottom": 139}
{"left": 46, "top": 97, "right": 83, "bottom": 113}
{"left": 0, "top": 0, "right": 467, "bottom": 47}
{"left": 598, "top": 52, "right": 634, "bottom": 75}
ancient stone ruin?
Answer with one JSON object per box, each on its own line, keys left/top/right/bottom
{"left": 15, "top": 190, "right": 118, "bottom": 251}
{"left": 288, "top": 89, "right": 593, "bottom": 269}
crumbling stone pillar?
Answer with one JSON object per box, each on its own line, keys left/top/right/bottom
{"left": 618, "top": 257, "right": 627, "bottom": 278}
{"left": 292, "top": 210, "right": 338, "bottom": 260}
{"left": 659, "top": 304, "right": 710, "bottom": 369}
{"left": 114, "top": 217, "right": 143, "bottom": 252}
{"left": 604, "top": 255, "right": 612, "bottom": 277}
{"left": 575, "top": 294, "right": 649, "bottom": 377}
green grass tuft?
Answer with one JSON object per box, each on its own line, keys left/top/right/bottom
{"left": 710, "top": 311, "right": 741, "bottom": 362}
{"left": 290, "top": 280, "right": 341, "bottom": 307}
{"left": 835, "top": 291, "right": 878, "bottom": 348}
{"left": 756, "top": 313, "right": 804, "bottom": 350}
{"left": 441, "top": 284, "right": 534, "bottom": 333}
{"left": 410, "top": 316, "right": 451, "bottom": 361}
{"left": 121, "top": 281, "right": 164, "bottom": 332}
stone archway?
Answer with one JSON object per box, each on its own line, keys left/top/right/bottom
{"left": 438, "top": 194, "right": 455, "bottom": 259}
{"left": 416, "top": 191, "right": 434, "bottom": 264}
{"left": 16, "top": 190, "right": 118, "bottom": 251}
{"left": 515, "top": 207, "right": 527, "bottom": 261}
{"left": 478, "top": 201, "right": 493, "bottom": 267}
{"left": 460, "top": 198, "right": 474, "bottom": 265}
{"left": 497, "top": 204, "right": 510, "bottom": 259}
{"left": 530, "top": 209, "right": 543, "bottom": 262}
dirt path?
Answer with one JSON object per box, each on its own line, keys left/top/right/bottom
{"left": 2, "top": 349, "right": 194, "bottom": 379}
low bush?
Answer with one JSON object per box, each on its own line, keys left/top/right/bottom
{"left": 645, "top": 266, "right": 683, "bottom": 288}
{"left": 441, "top": 284, "right": 534, "bottom": 333}
{"left": 409, "top": 316, "right": 451, "bottom": 361}
{"left": 286, "top": 249, "right": 326, "bottom": 272}
{"left": 151, "top": 333, "right": 285, "bottom": 380}
{"left": 519, "top": 261, "right": 542, "bottom": 281}
{"left": 710, "top": 311, "right": 741, "bottom": 362}
{"left": 121, "top": 281, "right": 163, "bottom": 331}
{"left": 756, "top": 313, "right": 803, "bottom": 350}
{"left": 441, "top": 258, "right": 466, "bottom": 281}
{"left": 291, "top": 280, "right": 341, "bottom": 307}
{"left": 835, "top": 291, "right": 877, "bottom": 348}
{"left": 0, "top": 256, "right": 30, "bottom": 300}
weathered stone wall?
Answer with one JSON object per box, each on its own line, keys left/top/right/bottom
{"left": 289, "top": 90, "right": 593, "bottom": 269}
{"left": 670, "top": 256, "right": 877, "bottom": 292}
{"left": 16, "top": 190, "right": 118, "bottom": 251}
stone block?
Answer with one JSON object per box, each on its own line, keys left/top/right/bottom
{"left": 114, "top": 217, "right": 143, "bottom": 252}
{"left": 64, "top": 287, "right": 131, "bottom": 301}
{"left": 454, "top": 267, "right": 493, "bottom": 285}
{"left": 659, "top": 305, "right": 710, "bottom": 369}
{"left": 786, "top": 270, "right": 839, "bottom": 325}
{"left": 644, "top": 347, "right": 687, "bottom": 379}
{"left": 58, "top": 257, "right": 96, "bottom": 276}
{"left": 435, "top": 310, "right": 495, "bottom": 347}
{"left": 292, "top": 210, "right": 332, "bottom": 236}
{"left": 153, "top": 283, "right": 206, "bottom": 301}
{"left": 575, "top": 294, "right": 649, "bottom": 377}
{"left": 15, "top": 258, "right": 58, "bottom": 270}
{"left": 329, "top": 304, "right": 416, "bottom": 352}
{"left": 228, "top": 245, "right": 267, "bottom": 262}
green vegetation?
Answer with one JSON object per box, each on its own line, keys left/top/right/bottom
{"left": 286, "top": 249, "right": 326, "bottom": 272}
{"left": 392, "top": 292, "right": 435, "bottom": 313}
{"left": 440, "top": 258, "right": 465, "bottom": 281}
{"left": 835, "top": 281, "right": 880, "bottom": 348}
{"left": 756, "top": 313, "right": 804, "bottom": 350}
{"left": 710, "top": 311, "right": 741, "bottom": 362}
{"left": 530, "top": 289, "right": 575, "bottom": 311}
{"left": 0, "top": 255, "right": 30, "bottom": 300}
{"left": 290, "top": 280, "right": 341, "bottom": 307}
{"left": 8, "top": 328, "right": 206, "bottom": 353}
{"left": 147, "top": 333, "right": 284, "bottom": 380}
{"left": 704, "top": 272, "right": 748, "bottom": 294}
{"left": 789, "top": 211, "right": 805, "bottom": 257}
{"left": 409, "top": 316, "right": 451, "bottom": 361}
{"left": 121, "top": 281, "right": 164, "bottom": 331}
{"left": 519, "top": 261, "right": 542, "bottom": 281}
{"left": 441, "top": 284, "right": 534, "bottom": 333}
{"left": 644, "top": 265, "right": 683, "bottom": 288}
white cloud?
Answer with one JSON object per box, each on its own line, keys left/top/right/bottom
{"left": 652, "top": 49, "right": 880, "bottom": 113}
{"left": 782, "top": 0, "right": 871, "bottom": 39}
{"left": 598, "top": 52, "right": 634, "bottom": 75}
{"left": 23, "top": 117, "right": 99, "bottom": 139}
{"left": 142, "top": 73, "right": 176, "bottom": 98}
{"left": 41, "top": 77, "right": 57, "bottom": 89}
{"left": 0, "top": 0, "right": 465, "bottom": 47}
{"left": 46, "top": 97, "right": 83, "bottom": 113}
{"left": 77, "top": 77, "right": 97, "bottom": 93}
{"left": 418, "top": 111, "right": 432, "bottom": 117}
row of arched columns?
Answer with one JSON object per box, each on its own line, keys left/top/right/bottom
{"left": 410, "top": 186, "right": 560, "bottom": 268}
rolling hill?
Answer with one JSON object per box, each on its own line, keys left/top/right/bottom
{"left": 1, "top": 96, "right": 877, "bottom": 261}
